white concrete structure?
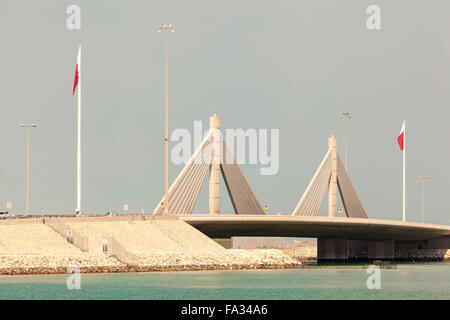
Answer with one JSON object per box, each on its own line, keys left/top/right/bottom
{"left": 209, "top": 112, "right": 221, "bottom": 215}
{"left": 153, "top": 112, "right": 264, "bottom": 215}
{"left": 292, "top": 134, "right": 367, "bottom": 218}
{"left": 328, "top": 134, "right": 338, "bottom": 217}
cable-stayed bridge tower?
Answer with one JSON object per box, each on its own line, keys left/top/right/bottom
{"left": 292, "top": 134, "right": 367, "bottom": 218}
{"left": 154, "top": 112, "right": 264, "bottom": 215}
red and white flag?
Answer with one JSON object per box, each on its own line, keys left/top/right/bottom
{"left": 72, "top": 46, "right": 80, "bottom": 95}
{"left": 397, "top": 121, "right": 405, "bottom": 151}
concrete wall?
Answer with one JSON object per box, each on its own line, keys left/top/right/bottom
{"left": 368, "top": 241, "right": 394, "bottom": 259}
{"left": 318, "top": 238, "right": 393, "bottom": 261}
{"left": 318, "top": 238, "right": 347, "bottom": 260}
{"left": 318, "top": 238, "right": 448, "bottom": 261}
{"left": 346, "top": 240, "right": 367, "bottom": 260}
{"left": 395, "top": 236, "right": 450, "bottom": 249}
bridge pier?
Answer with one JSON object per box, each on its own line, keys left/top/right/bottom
{"left": 317, "top": 238, "right": 347, "bottom": 261}
{"left": 395, "top": 236, "right": 450, "bottom": 249}
{"left": 368, "top": 240, "right": 394, "bottom": 259}
{"left": 318, "top": 238, "right": 395, "bottom": 262}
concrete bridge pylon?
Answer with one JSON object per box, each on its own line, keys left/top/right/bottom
{"left": 292, "top": 134, "right": 368, "bottom": 218}
{"left": 153, "top": 112, "right": 264, "bottom": 216}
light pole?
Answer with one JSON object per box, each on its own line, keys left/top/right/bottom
{"left": 340, "top": 112, "right": 351, "bottom": 171}
{"left": 20, "top": 123, "right": 37, "bottom": 216}
{"left": 418, "top": 176, "right": 428, "bottom": 223}
{"left": 158, "top": 22, "right": 174, "bottom": 214}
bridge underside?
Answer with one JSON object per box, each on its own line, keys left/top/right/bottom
{"left": 182, "top": 215, "right": 450, "bottom": 261}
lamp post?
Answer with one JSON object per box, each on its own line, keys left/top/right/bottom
{"left": 340, "top": 112, "right": 351, "bottom": 171}
{"left": 418, "top": 176, "right": 428, "bottom": 223}
{"left": 158, "top": 22, "right": 174, "bottom": 214}
{"left": 20, "top": 123, "right": 37, "bottom": 216}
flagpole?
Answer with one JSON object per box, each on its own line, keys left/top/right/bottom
{"left": 164, "top": 27, "right": 168, "bottom": 215}
{"left": 76, "top": 43, "right": 82, "bottom": 215}
{"left": 402, "top": 120, "right": 406, "bottom": 222}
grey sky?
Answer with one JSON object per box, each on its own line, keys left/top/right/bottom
{"left": 1, "top": 0, "right": 449, "bottom": 224}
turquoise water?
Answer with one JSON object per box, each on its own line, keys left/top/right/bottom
{"left": 0, "top": 264, "right": 448, "bottom": 300}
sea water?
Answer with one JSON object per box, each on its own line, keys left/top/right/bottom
{"left": 0, "top": 263, "right": 448, "bottom": 300}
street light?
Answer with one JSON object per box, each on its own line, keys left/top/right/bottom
{"left": 418, "top": 176, "right": 429, "bottom": 223}
{"left": 20, "top": 123, "right": 37, "bottom": 216}
{"left": 340, "top": 112, "right": 351, "bottom": 171}
{"left": 158, "top": 22, "right": 174, "bottom": 214}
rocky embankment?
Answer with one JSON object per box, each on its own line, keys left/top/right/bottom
{"left": 0, "top": 254, "right": 124, "bottom": 275}
{"left": 347, "top": 248, "right": 450, "bottom": 261}
{"left": 0, "top": 218, "right": 307, "bottom": 275}
{"left": 281, "top": 246, "right": 317, "bottom": 261}
{"left": 0, "top": 249, "right": 303, "bottom": 275}
{"left": 395, "top": 248, "right": 450, "bottom": 261}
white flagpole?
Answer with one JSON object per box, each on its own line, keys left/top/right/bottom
{"left": 402, "top": 120, "right": 406, "bottom": 222}
{"left": 76, "top": 43, "right": 82, "bottom": 215}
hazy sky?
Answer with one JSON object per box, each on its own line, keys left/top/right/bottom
{"left": 1, "top": 0, "right": 449, "bottom": 225}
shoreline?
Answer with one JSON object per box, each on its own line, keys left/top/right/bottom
{"left": 1, "top": 254, "right": 448, "bottom": 276}
{"left": 2, "top": 260, "right": 448, "bottom": 276}
{"left": 0, "top": 248, "right": 307, "bottom": 276}
{"left": 0, "top": 263, "right": 304, "bottom": 276}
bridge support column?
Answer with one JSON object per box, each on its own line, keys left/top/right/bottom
{"left": 368, "top": 240, "right": 394, "bottom": 259}
{"left": 318, "top": 239, "right": 395, "bottom": 262}
{"left": 318, "top": 238, "right": 347, "bottom": 261}
{"left": 328, "top": 135, "right": 337, "bottom": 217}
{"left": 209, "top": 112, "right": 221, "bottom": 215}
{"left": 395, "top": 236, "right": 450, "bottom": 249}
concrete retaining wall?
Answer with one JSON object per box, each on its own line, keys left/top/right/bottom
{"left": 318, "top": 237, "right": 450, "bottom": 261}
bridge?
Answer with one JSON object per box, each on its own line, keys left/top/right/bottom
{"left": 182, "top": 215, "right": 450, "bottom": 261}
{"left": 153, "top": 112, "right": 450, "bottom": 261}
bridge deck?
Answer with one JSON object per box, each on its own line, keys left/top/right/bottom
{"left": 180, "top": 215, "right": 450, "bottom": 241}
